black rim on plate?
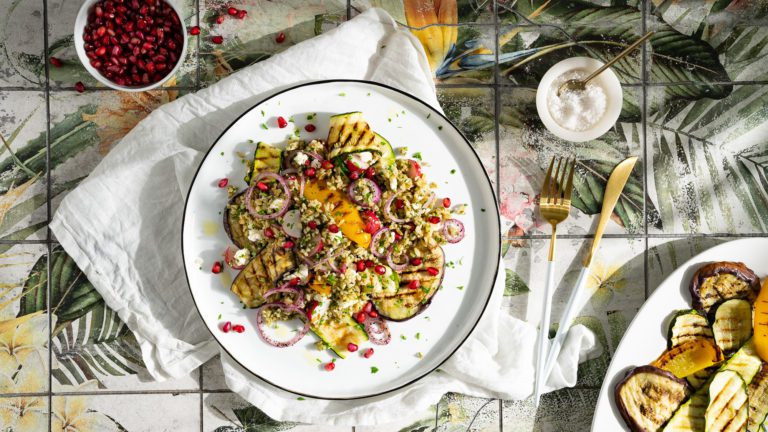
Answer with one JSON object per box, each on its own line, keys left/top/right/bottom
{"left": 180, "top": 79, "right": 501, "bottom": 400}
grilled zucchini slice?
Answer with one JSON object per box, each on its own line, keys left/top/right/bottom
{"left": 748, "top": 365, "right": 768, "bottom": 432}
{"left": 713, "top": 299, "right": 753, "bottom": 356}
{"left": 230, "top": 244, "right": 296, "bottom": 308}
{"left": 327, "top": 112, "right": 395, "bottom": 167}
{"left": 652, "top": 338, "right": 724, "bottom": 379}
{"left": 311, "top": 313, "right": 368, "bottom": 359}
{"left": 615, "top": 365, "right": 691, "bottom": 432}
{"left": 372, "top": 247, "right": 445, "bottom": 321}
{"left": 687, "top": 366, "right": 718, "bottom": 390}
{"left": 690, "top": 262, "right": 760, "bottom": 314}
{"left": 705, "top": 369, "right": 748, "bottom": 432}
{"left": 244, "top": 142, "right": 282, "bottom": 185}
{"left": 669, "top": 310, "right": 715, "bottom": 349}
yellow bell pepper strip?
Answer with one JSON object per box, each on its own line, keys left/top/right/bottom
{"left": 754, "top": 279, "right": 768, "bottom": 362}
{"left": 652, "top": 338, "right": 724, "bottom": 378}
{"left": 303, "top": 180, "right": 371, "bottom": 248}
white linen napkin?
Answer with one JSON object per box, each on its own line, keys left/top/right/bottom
{"left": 50, "top": 8, "right": 599, "bottom": 426}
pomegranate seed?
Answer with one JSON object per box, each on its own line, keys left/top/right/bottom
{"left": 189, "top": 25, "right": 200, "bottom": 35}
{"left": 211, "top": 261, "right": 223, "bottom": 274}
{"left": 217, "top": 178, "right": 228, "bottom": 188}
{"left": 365, "top": 260, "right": 374, "bottom": 268}
{"left": 275, "top": 31, "right": 286, "bottom": 43}
{"left": 324, "top": 362, "right": 335, "bottom": 371}
{"left": 304, "top": 124, "right": 316, "bottom": 132}
{"left": 222, "top": 321, "right": 232, "bottom": 332}
{"left": 228, "top": 6, "right": 238, "bottom": 16}
{"left": 308, "top": 220, "right": 318, "bottom": 229}
{"left": 349, "top": 171, "right": 360, "bottom": 180}
{"left": 264, "top": 227, "right": 275, "bottom": 238}
{"left": 347, "top": 343, "right": 358, "bottom": 352}
{"left": 256, "top": 181, "right": 268, "bottom": 192}
{"left": 211, "top": 35, "right": 224, "bottom": 44}
{"left": 408, "top": 280, "right": 420, "bottom": 290}
{"left": 394, "top": 232, "right": 402, "bottom": 241}
{"left": 410, "top": 257, "right": 422, "bottom": 266}
{"left": 49, "top": 57, "right": 63, "bottom": 67}
{"left": 232, "top": 324, "right": 245, "bottom": 333}
{"left": 428, "top": 216, "right": 440, "bottom": 224}
{"left": 374, "top": 265, "right": 386, "bottom": 275}
{"left": 443, "top": 197, "right": 451, "bottom": 208}
{"left": 426, "top": 267, "right": 439, "bottom": 276}
{"left": 237, "top": 9, "right": 247, "bottom": 19}
{"left": 321, "top": 160, "right": 333, "bottom": 170}
{"left": 363, "top": 348, "right": 374, "bottom": 358}
{"left": 304, "top": 167, "right": 316, "bottom": 177}
{"left": 369, "top": 310, "right": 379, "bottom": 318}
{"left": 345, "top": 159, "right": 359, "bottom": 172}
{"left": 74, "top": 81, "right": 86, "bottom": 92}
{"left": 90, "top": 59, "right": 102, "bottom": 68}
{"left": 289, "top": 277, "right": 300, "bottom": 286}
{"left": 282, "top": 241, "right": 294, "bottom": 249}
{"left": 328, "top": 224, "right": 339, "bottom": 233}
{"left": 95, "top": 46, "right": 107, "bottom": 56}
{"left": 277, "top": 116, "right": 288, "bottom": 128}
{"left": 215, "top": 15, "right": 225, "bottom": 24}
{"left": 97, "top": 26, "right": 107, "bottom": 37}
{"left": 365, "top": 167, "right": 375, "bottom": 179}
{"left": 356, "top": 261, "right": 365, "bottom": 272}
{"left": 355, "top": 311, "right": 367, "bottom": 323}
{"left": 395, "top": 199, "right": 405, "bottom": 210}
{"left": 363, "top": 302, "right": 373, "bottom": 314}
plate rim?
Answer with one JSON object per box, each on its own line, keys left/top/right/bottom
{"left": 180, "top": 79, "right": 501, "bottom": 400}
{"left": 591, "top": 237, "right": 768, "bottom": 430}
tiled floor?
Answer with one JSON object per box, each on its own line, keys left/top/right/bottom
{"left": 1, "top": 0, "right": 768, "bottom": 430}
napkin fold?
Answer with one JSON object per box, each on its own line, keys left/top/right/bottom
{"left": 50, "top": 8, "right": 599, "bottom": 426}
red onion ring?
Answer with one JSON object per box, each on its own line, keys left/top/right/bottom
{"left": 442, "top": 218, "right": 465, "bottom": 243}
{"left": 423, "top": 192, "right": 436, "bottom": 211}
{"left": 347, "top": 178, "right": 382, "bottom": 207}
{"left": 364, "top": 317, "right": 391, "bottom": 345}
{"left": 281, "top": 168, "right": 305, "bottom": 198}
{"left": 303, "top": 150, "right": 324, "bottom": 162}
{"left": 369, "top": 227, "right": 390, "bottom": 258}
{"left": 244, "top": 173, "right": 291, "bottom": 220}
{"left": 386, "top": 247, "right": 408, "bottom": 272}
{"left": 223, "top": 246, "right": 247, "bottom": 270}
{"left": 383, "top": 192, "right": 407, "bottom": 223}
{"left": 256, "top": 302, "right": 309, "bottom": 347}
{"left": 263, "top": 284, "right": 305, "bottom": 308}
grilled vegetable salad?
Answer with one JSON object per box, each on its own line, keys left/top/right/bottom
{"left": 221, "top": 112, "right": 465, "bottom": 358}
{"left": 615, "top": 261, "right": 768, "bottom": 432}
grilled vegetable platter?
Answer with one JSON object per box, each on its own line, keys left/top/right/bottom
{"left": 613, "top": 260, "right": 768, "bottom": 432}
{"left": 181, "top": 81, "right": 500, "bottom": 399}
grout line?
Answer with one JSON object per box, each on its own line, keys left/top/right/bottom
{"left": 347, "top": 0, "right": 351, "bottom": 20}
{"left": 195, "top": 0, "right": 201, "bottom": 91}
{"left": 42, "top": 0, "right": 54, "bottom": 426}
{"left": 47, "top": 85, "right": 199, "bottom": 92}
{"left": 493, "top": 0, "right": 501, "bottom": 206}
{"left": 642, "top": 0, "right": 650, "bottom": 302}
{"left": 0, "top": 87, "right": 47, "bottom": 91}
{"left": 0, "top": 239, "right": 51, "bottom": 244}
{"left": 498, "top": 397, "right": 503, "bottom": 432}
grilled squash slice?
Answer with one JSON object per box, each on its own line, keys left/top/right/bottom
{"left": 652, "top": 338, "right": 724, "bottom": 379}
{"left": 244, "top": 142, "right": 282, "bottom": 185}
{"left": 747, "top": 365, "right": 768, "bottom": 432}
{"left": 327, "top": 112, "right": 395, "bottom": 167}
{"left": 669, "top": 310, "right": 715, "bottom": 349}
{"left": 713, "top": 299, "right": 753, "bottom": 357}
{"left": 705, "top": 369, "right": 748, "bottom": 432}
{"left": 372, "top": 247, "right": 445, "bottom": 321}
{"left": 690, "top": 262, "right": 760, "bottom": 315}
{"left": 230, "top": 243, "right": 296, "bottom": 308}
{"left": 753, "top": 279, "right": 768, "bottom": 363}
{"left": 303, "top": 179, "right": 371, "bottom": 248}
{"left": 615, "top": 365, "right": 691, "bottom": 432}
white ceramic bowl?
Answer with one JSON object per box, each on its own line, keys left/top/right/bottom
{"left": 73, "top": 0, "right": 187, "bottom": 92}
{"left": 536, "top": 57, "right": 623, "bottom": 142}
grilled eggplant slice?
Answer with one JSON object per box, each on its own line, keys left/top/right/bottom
{"left": 244, "top": 142, "right": 282, "bottom": 185}
{"left": 669, "top": 310, "right": 715, "bottom": 349}
{"left": 372, "top": 247, "right": 445, "bottom": 321}
{"left": 713, "top": 299, "right": 753, "bottom": 356}
{"left": 615, "top": 365, "right": 691, "bottom": 432}
{"left": 652, "top": 338, "right": 724, "bottom": 378}
{"left": 705, "top": 369, "right": 748, "bottom": 432}
{"left": 223, "top": 191, "right": 251, "bottom": 249}
{"left": 748, "top": 364, "right": 768, "bottom": 432}
{"left": 690, "top": 262, "right": 760, "bottom": 314}
{"left": 230, "top": 244, "right": 296, "bottom": 308}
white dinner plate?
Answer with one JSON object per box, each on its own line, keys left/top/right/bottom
{"left": 592, "top": 237, "right": 768, "bottom": 430}
{"left": 181, "top": 80, "right": 500, "bottom": 399}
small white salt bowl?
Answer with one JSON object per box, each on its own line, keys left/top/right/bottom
{"left": 73, "top": 0, "right": 188, "bottom": 92}
{"left": 536, "top": 57, "right": 623, "bottom": 142}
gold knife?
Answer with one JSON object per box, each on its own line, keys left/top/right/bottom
{"left": 539, "top": 156, "right": 638, "bottom": 385}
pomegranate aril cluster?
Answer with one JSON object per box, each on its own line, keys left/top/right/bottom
{"left": 83, "top": 0, "right": 184, "bottom": 87}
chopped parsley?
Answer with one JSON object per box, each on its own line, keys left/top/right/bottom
{"left": 412, "top": 152, "right": 422, "bottom": 160}
{"left": 417, "top": 352, "right": 423, "bottom": 359}
{"left": 248, "top": 139, "right": 254, "bottom": 143}
{"left": 457, "top": 285, "right": 464, "bottom": 290}
{"left": 367, "top": 92, "right": 371, "bottom": 96}
{"left": 450, "top": 169, "right": 456, "bottom": 174}
{"left": 297, "top": 397, "right": 305, "bottom": 401}
{"left": 288, "top": 116, "right": 295, "bottom": 123}
{"left": 306, "top": 113, "right": 316, "bottom": 120}
{"left": 217, "top": 313, "right": 222, "bottom": 320}
{"left": 260, "top": 123, "right": 268, "bottom": 130}
{"left": 415, "top": 332, "right": 421, "bottom": 340}
{"left": 481, "top": 208, "right": 486, "bottom": 212}
{"left": 338, "top": 92, "right": 346, "bottom": 96}
{"left": 426, "top": 112, "right": 431, "bottom": 119}
{"left": 388, "top": 118, "right": 392, "bottom": 122}
{"left": 400, "top": 334, "right": 407, "bottom": 340}
{"left": 371, "top": 366, "right": 379, "bottom": 374}
{"left": 438, "top": 126, "right": 443, "bottom": 130}
{"left": 260, "top": 110, "right": 265, "bottom": 116}
{"left": 220, "top": 151, "right": 224, "bottom": 156}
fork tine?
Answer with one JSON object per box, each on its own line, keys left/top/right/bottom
{"left": 563, "top": 158, "right": 576, "bottom": 203}
{"left": 541, "top": 157, "right": 555, "bottom": 203}
{"left": 552, "top": 157, "right": 563, "bottom": 202}
{"left": 556, "top": 157, "right": 570, "bottom": 205}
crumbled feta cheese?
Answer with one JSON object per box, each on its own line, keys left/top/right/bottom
{"left": 293, "top": 151, "right": 308, "bottom": 166}
{"left": 349, "top": 151, "right": 373, "bottom": 169}
{"left": 269, "top": 198, "right": 284, "bottom": 211}
{"left": 389, "top": 176, "right": 398, "bottom": 190}
{"left": 247, "top": 228, "right": 263, "bottom": 242}
{"left": 234, "top": 248, "right": 250, "bottom": 266}
{"left": 193, "top": 257, "right": 204, "bottom": 267}
{"left": 286, "top": 265, "right": 309, "bottom": 281}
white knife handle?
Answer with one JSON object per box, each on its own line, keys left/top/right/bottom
{"left": 542, "top": 266, "right": 590, "bottom": 383}
{"left": 533, "top": 260, "right": 556, "bottom": 406}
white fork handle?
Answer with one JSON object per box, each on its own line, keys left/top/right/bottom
{"left": 541, "top": 265, "right": 590, "bottom": 385}
{"left": 533, "top": 260, "right": 556, "bottom": 407}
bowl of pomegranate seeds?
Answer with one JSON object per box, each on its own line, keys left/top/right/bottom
{"left": 74, "top": 0, "right": 187, "bottom": 91}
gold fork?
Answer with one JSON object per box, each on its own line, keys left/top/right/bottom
{"left": 533, "top": 156, "right": 576, "bottom": 407}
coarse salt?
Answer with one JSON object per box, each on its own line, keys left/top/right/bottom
{"left": 547, "top": 70, "right": 607, "bottom": 132}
